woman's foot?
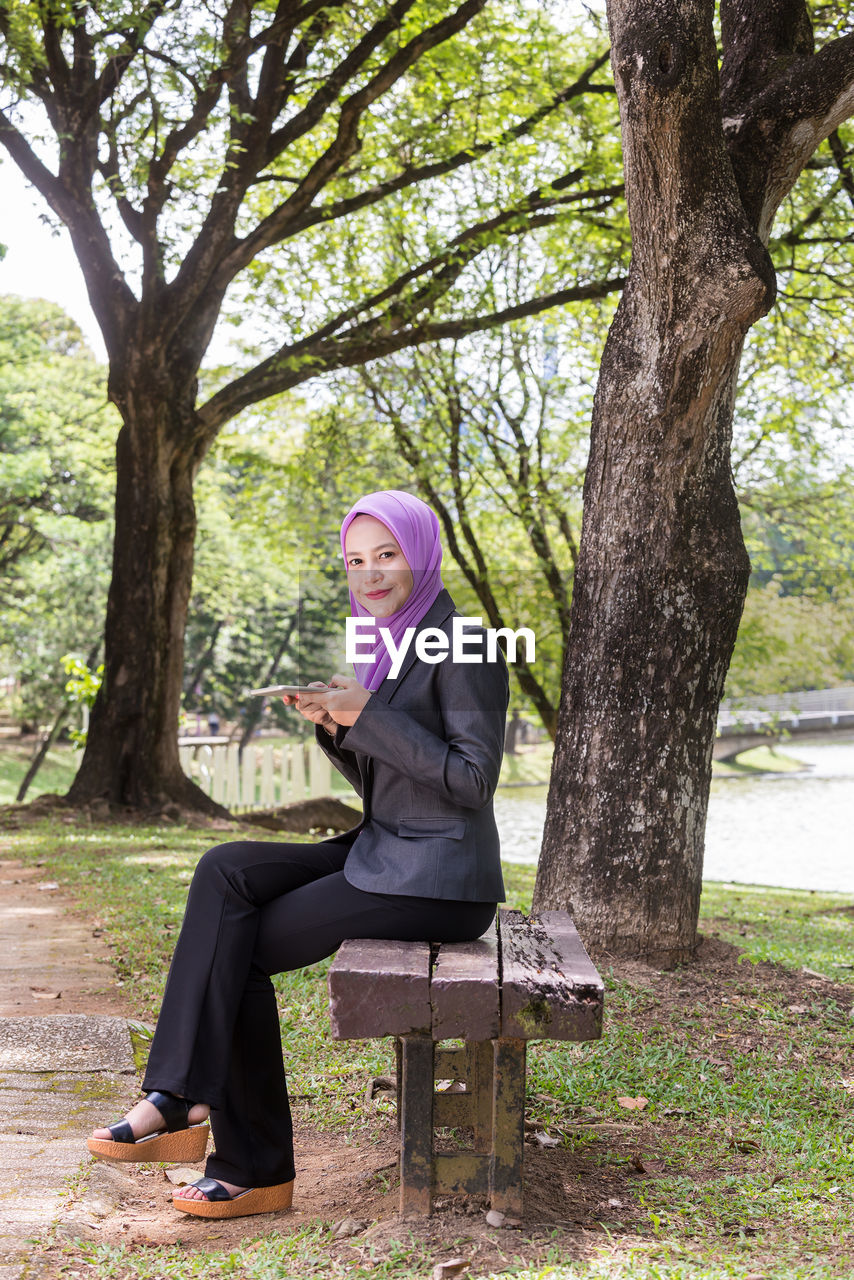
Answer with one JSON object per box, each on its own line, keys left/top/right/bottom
{"left": 90, "top": 1096, "right": 209, "bottom": 1144}
{"left": 172, "top": 1177, "right": 295, "bottom": 1218}
{"left": 87, "top": 1091, "right": 211, "bottom": 1163}
{"left": 174, "top": 1177, "right": 246, "bottom": 1202}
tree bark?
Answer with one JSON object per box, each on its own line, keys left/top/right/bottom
{"left": 533, "top": 0, "right": 776, "bottom": 963}
{"left": 67, "top": 366, "right": 226, "bottom": 815}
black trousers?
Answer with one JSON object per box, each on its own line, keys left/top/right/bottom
{"left": 141, "top": 838, "right": 496, "bottom": 1187}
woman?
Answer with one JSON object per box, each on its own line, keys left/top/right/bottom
{"left": 87, "top": 490, "right": 509, "bottom": 1219}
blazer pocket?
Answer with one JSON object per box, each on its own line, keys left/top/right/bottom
{"left": 397, "top": 817, "right": 467, "bottom": 840}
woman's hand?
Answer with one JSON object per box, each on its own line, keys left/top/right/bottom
{"left": 282, "top": 683, "right": 337, "bottom": 735}
{"left": 316, "top": 674, "right": 370, "bottom": 727}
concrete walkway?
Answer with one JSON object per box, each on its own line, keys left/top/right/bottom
{"left": 0, "top": 860, "right": 138, "bottom": 1279}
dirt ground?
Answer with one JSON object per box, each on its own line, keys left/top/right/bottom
{"left": 47, "top": 939, "right": 854, "bottom": 1277}
{"left": 3, "top": 851, "right": 852, "bottom": 1276}
{"left": 0, "top": 857, "right": 130, "bottom": 1017}
{"left": 49, "top": 1118, "right": 643, "bottom": 1275}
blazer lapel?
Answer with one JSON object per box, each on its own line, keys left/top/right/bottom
{"left": 372, "top": 588, "right": 456, "bottom": 706}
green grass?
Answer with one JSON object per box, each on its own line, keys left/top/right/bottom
{"left": 700, "top": 882, "right": 854, "bottom": 983}
{"left": 499, "top": 742, "right": 553, "bottom": 786}
{"left": 0, "top": 741, "right": 79, "bottom": 804}
{"left": 2, "top": 820, "right": 851, "bottom": 1280}
{"left": 712, "top": 744, "right": 808, "bottom": 777}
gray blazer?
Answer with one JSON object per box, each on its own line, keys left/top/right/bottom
{"left": 315, "top": 589, "right": 508, "bottom": 901}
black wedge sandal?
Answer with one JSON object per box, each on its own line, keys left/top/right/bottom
{"left": 172, "top": 1176, "right": 295, "bottom": 1219}
{"left": 87, "top": 1090, "right": 209, "bottom": 1163}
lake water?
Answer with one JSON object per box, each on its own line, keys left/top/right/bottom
{"left": 494, "top": 737, "right": 854, "bottom": 893}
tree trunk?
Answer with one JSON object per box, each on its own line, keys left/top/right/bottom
{"left": 67, "top": 371, "right": 225, "bottom": 816}
{"left": 184, "top": 619, "right": 223, "bottom": 702}
{"left": 533, "top": 0, "right": 775, "bottom": 963}
{"left": 238, "top": 610, "right": 299, "bottom": 751}
{"left": 16, "top": 705, "right": 70, "bottom": 803}
{"left": 17, "top": 640, "right": 100, "bottom": 803}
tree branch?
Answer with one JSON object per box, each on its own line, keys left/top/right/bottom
{"left": 277, "top": 173, "right": 619, "bottom": 353}
{"left": 0, "top": 110, "right": 136, "bottom": 349}
{"left": 214, "top": 0, "right": 490, "bottom": 282}
{"left": 262, "top": 0, "right": 422, "bottom": 161}
{"left": 164, "top": 0, "right": 440, "bottom": 332}
{"left": 243, "top": 48, "right": 612, "bottom": 244}
{"left": 91, "top": 2, "right": 172, "bottom": 107}
{"left": 720, "top": 0, "right": 814, "bottom": 114}
{"left": 828, "top": 128, "right": 854, "bottom": 209}
{"left": 197, "top": 273, "right": 625, "bottom": 435}
{"left": 723, "top": 17, "right": 854, "bottom": 238}
{"left": 145, "top": 0, "right": 248, "bottom": 209}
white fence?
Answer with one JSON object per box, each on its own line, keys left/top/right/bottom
{"left": 719, "top": 685, "right": 854, "bottom": 727}
{"left": 179, "top": 740, "right": 333, "bottom": 811}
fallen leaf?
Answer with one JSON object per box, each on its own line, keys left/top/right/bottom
{"left": 629, "top": 1153, "right": 665, "bottom": 1174}
{"left": 37, "top": 882, "right": 59, "bottom": 891}
{"left": 728, "top": 1134, "right": 761, "bottom": 1153}
{"left": 485, "top": 1209, "right": 506, "bottom": 1227}
{"left": 30, "top": 987, "right": 61, "bottom": 1000}
{"left": 787, "top": 1005, "right": 809, "bottom": 1014}
{"left": 163, "top": 1167, "right": 203, "bottom": 1186}
{"left": 534, "top": 1131, "right": 561, "bottom": 1148}
{"left": 432, "top": 1259, "right": 468, "bottom": 1280}
{"left": 364, "top": 1076, "right": 396, "bottom": 1103}
{"left": 839, "top": 1078, "right": 854, "bottom": 1093}
{"left": 616, "top": 1095, "right": 648, "bottom": 1111}
{"left": 333, "top": 1217, "right": 367, "bottom": 1239}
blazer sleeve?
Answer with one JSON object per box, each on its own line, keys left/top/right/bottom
{"left": 314, "top": 723, "right": 364, "bottom": 796}
{"left": 337, "top": 649, "right": 508, "bottom": 810}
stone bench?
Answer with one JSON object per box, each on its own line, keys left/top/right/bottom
{"left": 327, "top": 908, "right": 604, "bottom": 1216}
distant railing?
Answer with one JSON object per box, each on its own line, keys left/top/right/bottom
{"left": 719, "top": 685, "right": 854, "bottom": 728}
{"left": 179, "top": 739, "right": 333, "bottom": 811}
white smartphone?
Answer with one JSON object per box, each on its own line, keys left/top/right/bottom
{"left": 247, "top": 684, "right": 330, "bottom": 697}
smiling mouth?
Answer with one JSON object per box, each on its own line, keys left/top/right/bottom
{"left": 365, "top": 589, "right": 392, "bottom": 599}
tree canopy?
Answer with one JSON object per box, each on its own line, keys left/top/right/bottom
{"left": 0, "top": 295, "right": 115, "bottom": 722}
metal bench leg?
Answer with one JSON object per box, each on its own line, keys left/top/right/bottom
{"left": 489, "top": 1037, "right": 526, "bottom": 1216}
{"left": 399, "top": 1034, "right": 434, "bottom": 1216}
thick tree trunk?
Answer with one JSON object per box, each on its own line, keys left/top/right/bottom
{"left": 533, "top": 0, "right": 775, "bottom": 963}
{"left": 67, "top": 369, "right": 224, "bottom": 815}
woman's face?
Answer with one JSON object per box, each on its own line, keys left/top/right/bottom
{"left": 344, "top": 514, "right": 414, "bottom": 618}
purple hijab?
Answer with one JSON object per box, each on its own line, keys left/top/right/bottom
{"left": 340, "top": 490, "right": 445, "bottom": 690}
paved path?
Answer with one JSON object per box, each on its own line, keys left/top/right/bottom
{"left": 0, "top": 860, "right": 136, "bottom": 1279}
